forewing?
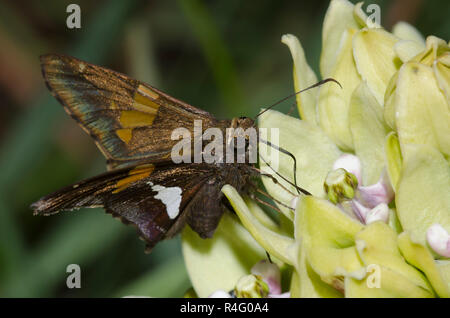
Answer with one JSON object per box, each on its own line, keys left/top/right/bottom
{"left": 31, "top": 162, "right": 215, "bottom": 250}
{"left": 41, "top": 54, "right": 220, "bottom": 169}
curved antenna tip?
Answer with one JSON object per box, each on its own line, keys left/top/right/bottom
{"left": 254, "top": 77, "right": 342, "bottom": 119}
{"left": 322, "top": 77, "right": 342, "bottom": 89}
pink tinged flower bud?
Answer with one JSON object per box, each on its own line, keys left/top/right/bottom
{"left": 251, "top": 260, "right": 282, "bottom": 295}
{"left": 351, "top": 201, "right": 389, "bottom": 225}
{"left": 365, "top": 203, "right": 389, "bottom": 225}
{"left": 332, "top": 154, "right": 362, "bottom": 185}
{"left": 426, "top": 224, "right": 450, "bottom": 258}
{"left": 208, "top": 290, "right": 232, "bottom": 298}
{"left": 351, "top": 199, "right": 371, "bottom": 224}
{"left": 357, "top": 170, "right": 394, "bottom": 208}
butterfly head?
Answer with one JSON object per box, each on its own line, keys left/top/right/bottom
{"left": 235, "top": 116, "right": 255, "bottom": 130}
{"left": 226, "top": 117, "right": 257, "bottom": 161}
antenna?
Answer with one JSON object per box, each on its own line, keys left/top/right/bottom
{"left": 254, "top": 78, "right": 341, "bottom": 120}
{"left": 253, "top": 78, "right": 341, "bottom": 196}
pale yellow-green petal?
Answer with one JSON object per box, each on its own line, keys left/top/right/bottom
{"left": 281, "top": 34, "right": 319, "bottom": 125}
{"left": 258, "top": 110, "right": 341, "bottom": 210}
{"left": 395, "top": 62, "right": 450, "bottom": 159}
{"left": 349, "top": 82, "right": 390, "bottom": 185}
{"left": 398, "top": 232, "right": 450, "bottom": 298}
{"left": 352, "top": 2, "right": 373, "bottom": 28}
{"left": 394, "top": 40, "right": 426, "bottom": 63}
{"left": 297, "top": 196, "right": 365, "bottom": 285}
{"left": 245, "top": 198, "right": 280, "bottom": 233}
{"left": 318, "top": 28, "right": 360, "bottom": 151}
{"left": 345, "top": 265, "right": 433, "bottom": 298}
{"left": 411, "top": 35, "right": 450, "bottom": 66}
{"left": 388, "top": 208, "right": 403, "bottom": 234}
{"left": 320, "top": 0, "right": 361, "bottom": 77}
{"left": 182, "top": 212, "right": 266, "bottom": 297}
{"left": 222, "top": 185, "right": 296, "bottom": 265}
{"left": 291, "top": 247, "right": 343, "bottom": 298}
{"left": 392, "top": 21, "right": 425, "bottom": 45}
{"left": 352, "top": 28, "right": 400, "bottom": 106}
{"left": 291, "top": 202, "right": 345, "bottom": 298}
{"left": 385, "top": 132, "right": 403, "bottom": 191}
{"left": 383, "top": 71, "right": 399, "bottom": 130}
{"left": 354, "top": 222, "right": 433, "bottom": 292}
{"left": 396, "top": 145, "right": 450, "bottom": 246}
{"left": 289, "top": 269, "right": 301, "bottom": 298}
{"left": 436, "top": 260, "right": 450, "bottom": 291}
{"left": 433, "top": 52, "right": 450, "bottom": 106}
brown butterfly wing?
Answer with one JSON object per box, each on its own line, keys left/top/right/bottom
{"left": 31, "top": 161, "right": 215, "bottom": 250}
{"left": 40, "top": 54, "right": 226, "bottom": 169}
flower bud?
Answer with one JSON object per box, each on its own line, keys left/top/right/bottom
{"left": 234, "top": 274, "right": 269, "bottom": 298}
{"left": 426, "top": 224, "right": 450, "bottom": 258}
{"left": 324, "top": 168, "right": 359, "bottom": 204}
{"left": 332, "top": 154, "right": 362, "bottom": 185}
{"left": 251, "top": 260, "right": 282, "bottom": 295}
{"left": 365, "top": 203, "right": 389, "bottom": 224}
{"left": 358, "top": 170, "right": 394, "bottom": 208}
{"left": 351, "top": 199, "right": 370, "bottom": 223}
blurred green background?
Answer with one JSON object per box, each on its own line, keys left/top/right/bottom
{"left": 0, "top": 0, "right": 448, "bottom": 297}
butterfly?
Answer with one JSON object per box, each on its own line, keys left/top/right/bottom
{"left": 31, "top": 54, "right": 263, "bottom": 252}
{"left": 30, "top": 54, "right": 336, "bottom": 252}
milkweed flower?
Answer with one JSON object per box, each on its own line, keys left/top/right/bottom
{"left": 182, "top": 0, "right": 450, "bottom": 298}
{"left": 206, "top": 260, "right": 289, "bottom": 298}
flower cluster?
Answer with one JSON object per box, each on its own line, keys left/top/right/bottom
{"left": 182, "top": 0, "right": 450, "bottom": 298}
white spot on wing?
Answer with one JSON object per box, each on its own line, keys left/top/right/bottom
{"left": 147, "top": 182, "right": 182, "bottom": 219}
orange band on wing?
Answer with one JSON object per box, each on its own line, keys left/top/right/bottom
{"left": 133, "top": 85, "right": 160, "bottom": 114}
{"left": 116, "top": 128, "right": 132, "bottom": 144}
{"left": 119, "top": 110, "right": 157, "bottom": 128}
{"left": 138, "top": 85, "right": 159, "bottom": 100}
{"left": 113, "top": 164, "right": 155, "bottom": 193}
